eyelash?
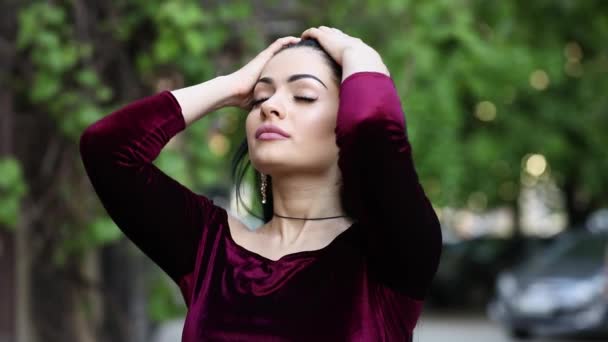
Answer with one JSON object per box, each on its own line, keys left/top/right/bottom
{"left": 251, "top": 96, "right": 316, "bottom": 107}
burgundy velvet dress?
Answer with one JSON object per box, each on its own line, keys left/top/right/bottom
{"left": 79, "top": 71, "right": 442, "bottom": 341}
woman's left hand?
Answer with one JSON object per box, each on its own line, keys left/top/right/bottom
{"left": 300, "top": 26, "right": 390, "bottom": 81}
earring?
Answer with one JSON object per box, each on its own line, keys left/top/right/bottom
{"left": 260, "top": 173, "right": 267, "bottom": 204}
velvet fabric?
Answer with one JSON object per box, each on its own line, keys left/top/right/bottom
{"left": 80, "top": 71, "right": 442, "bottom": 341}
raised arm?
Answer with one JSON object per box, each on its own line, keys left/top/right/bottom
{"left": 79, "top": 36, "right": 302, "bottom": 287}
{"left": 336, "top": 71, "right": 442, "bottom": 299}
{"left": 301, "top": 26, "right": 442, "bottom": 299}
{"left": 79, "top": 89, "right": 220, "bottom": 285}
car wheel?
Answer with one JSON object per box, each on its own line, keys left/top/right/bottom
{"left": 509, "top": 328, "right": 532, "bottom": 340}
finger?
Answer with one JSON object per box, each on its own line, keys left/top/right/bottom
{"left": 262, "top": 36, "right": 300, "bottom": 56}
{"left": 272, "top": 36, "right": 301, "bottom": 48}
{"left": 279, "top": 35, "right": 301, "bottom": 43}
{"left": 301, "top": 27, "right": 323, "bottom": 40}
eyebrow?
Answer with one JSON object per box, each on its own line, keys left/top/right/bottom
{"left": 255, "top": 74, "right": 328, "bottom": 89}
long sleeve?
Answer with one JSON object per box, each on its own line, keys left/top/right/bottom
{"left": 79, "top": 91, "right": 219, "bottom": 285}
{"left": 336, "top": 71, "right": 442, "bottom": 300}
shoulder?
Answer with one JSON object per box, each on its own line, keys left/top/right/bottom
{"left": 226, "top": 212, "right": 254, "bottom": 242}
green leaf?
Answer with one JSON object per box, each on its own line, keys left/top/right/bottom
{"left": 76, "top": 68, "right": 100, "bottom": 88}
{"left": 31, "top": 71, "right": 61, "bottom": 103}
{"left": 0, "top": 158, "right": 26, "bottom": 230}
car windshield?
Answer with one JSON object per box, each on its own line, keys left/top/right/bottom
{"left": 521, "top": 232, "right": 608, "bottom": 278}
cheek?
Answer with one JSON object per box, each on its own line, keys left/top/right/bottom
{"left": 302, "top": 109, "right": 337, "bottom": 140}
{"left": 297, "top": 111, "right": 339, "bottom": 155}
{"left": 245, "top": 111, "right": 257, "bottom": 140}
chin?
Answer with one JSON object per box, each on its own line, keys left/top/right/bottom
{"left": 249, "top": 152, "right": 289, "bottom": 174}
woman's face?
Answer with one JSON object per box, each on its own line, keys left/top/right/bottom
{"left": 246, "top": 47, "right": 340, "bottom": 176}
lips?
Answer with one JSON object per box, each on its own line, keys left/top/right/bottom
{"left": 255, "top": 124, "right": 291, "bottom": 139}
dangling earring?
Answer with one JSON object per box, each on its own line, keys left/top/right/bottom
{"left": 260, "top": 173, "right": 267, "bottom": 204}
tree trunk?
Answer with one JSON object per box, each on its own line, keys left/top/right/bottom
{"left": 0, "top": 2, "right": 23, "bottom": 339}
{"left": 100, "top": 240, "right": 150, "bottom": 342}
{"left": 0, "top": 229, "right": 16, "bottom": 342}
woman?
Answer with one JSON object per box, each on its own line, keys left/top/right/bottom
{"left": 80, "top": 26, "right": 442, "bottom": 341}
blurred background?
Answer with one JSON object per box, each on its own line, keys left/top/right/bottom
{"left": 0, "top": 0, "right": 607, "bottom": 341}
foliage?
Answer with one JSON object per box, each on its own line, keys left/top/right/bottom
{"left": 0, "top": 158, "right": 27, "bottom": 229}
{"left": 13, "top": 0, "right": 252, "bottom": 326}
{"left": 147, "top": 273, "right": 187, "bottom": 323}
{"left": 8, "top": 0, "right": 606, "bottom": 328}
{"left": 311, "top": 0, "right": 607, "bottom": 214}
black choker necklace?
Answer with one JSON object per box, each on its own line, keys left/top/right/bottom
{"left": 273, "top": 212, "right": 347, "bottom": 221}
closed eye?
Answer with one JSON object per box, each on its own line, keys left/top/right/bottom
{"left": 294, "top": 96, "right": 317, "bottom": 103}
{"left": 250, "top": 98, "right": 267, "bottom": 107}
{"left": 251, "top": 96, "right": 317, "bottom": 107}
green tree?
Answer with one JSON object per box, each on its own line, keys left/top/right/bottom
{"left": 310, "top": 0, "right": 607, "bottom": 225}
{"left": 8, "top": 1, "right": 254, "bottom": 340}
{"left": 3, "top": 1, "right": 606, "bottom": 341}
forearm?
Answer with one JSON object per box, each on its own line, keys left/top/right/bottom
{"left": 170, "top": 74, "right": 239, "bottom": 126}
{"left": 341, "top": 47, "right": 390, "bottom": 82}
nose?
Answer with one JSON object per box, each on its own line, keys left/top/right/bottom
{"left": 260, "top": 97, "right": 285, "bottom": 120}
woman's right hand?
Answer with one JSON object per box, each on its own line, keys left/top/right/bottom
{"left": 227, "top": 36, "right": 301, "bottom": 109}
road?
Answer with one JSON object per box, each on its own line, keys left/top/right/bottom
{"left": 152, "top": 312, "right": 595, "bottom": 342}
{"left": 415, "top": 311, "right": 591, "bottom": 342}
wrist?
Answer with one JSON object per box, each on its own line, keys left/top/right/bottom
{"left": 341, "top": 48, "right": 390, "bottom": 82}
{"left": 214, "top": 74, "right": 242, "bottom": 108}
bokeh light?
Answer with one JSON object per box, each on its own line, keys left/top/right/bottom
{"left": 564, "top": 41, "right": 583, "bottom": 62}
{"left": 475, "top": 101, "right": 497, "bottom": 121}
{"left": 525, "top": 153, "right": 548, "bottom": 177}
{"left": 209, "top": 133, "right": 230, "bottom": 156}
{"left": 530, "top": 70, "right": 550, "bottom": 90}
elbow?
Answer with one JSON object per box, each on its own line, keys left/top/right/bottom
{"left": 79, "top": 125, "right": 100, "bottom": 162}
{"left": 336, "top": 116, "right": 407, "bottom": 154}
{"left": 427, "top": 207, "right": 444, "bottom": 274}
{"left": 79, "top": 127, "right": 93, "bottom": 154}
{"left": 79, "top": 127, "right": 100, "bottom": 182}
{"left": 427, "top": 203, "right": 443, "bottom": 252}
{"left": 79, "top": 122, "right": 113, "bottom": 166}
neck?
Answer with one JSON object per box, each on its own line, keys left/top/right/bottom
{"left": 265, "top": 172, "right": 351, "bottom": 244}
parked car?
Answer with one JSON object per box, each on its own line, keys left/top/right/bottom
{"left": 428, "top": 236, "right": 551, "bottom": 308}
{"left": 488, "top": 229, "right": 608, "bottom": 339}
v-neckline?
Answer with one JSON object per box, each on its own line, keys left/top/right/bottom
{"left": 220, "top": 209, "right": 358, "bottom": 263}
